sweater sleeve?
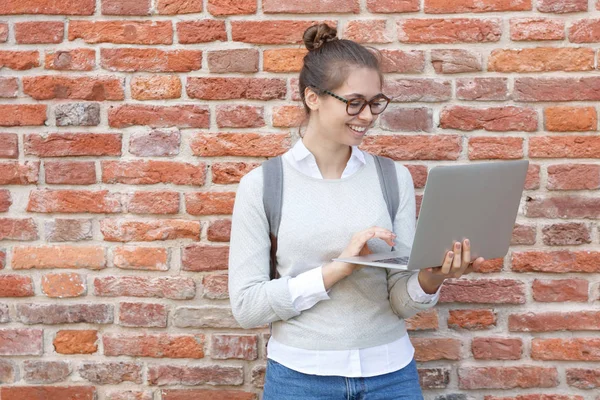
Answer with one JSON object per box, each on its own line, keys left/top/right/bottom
{"left": 228, "top": 168, "right": 301, "bottom": 329}
{"left": 387, "top": 164, "right": 439, "bottom": 319}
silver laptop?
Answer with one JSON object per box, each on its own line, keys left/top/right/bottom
{"left": 332, "top": 160, "right": 529, "bottom": 270}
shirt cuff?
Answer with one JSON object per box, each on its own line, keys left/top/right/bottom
{"left": 407, "top": 272, "right": 440, "bottom": 304}
{"left": 287, "top": 266, "right": 330, "bottom": 312}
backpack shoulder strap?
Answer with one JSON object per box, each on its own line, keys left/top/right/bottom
{"left": 373, "top": 155, "right": 400, "bottom": 246}
{"left": 262, "top": 156, "right": 283, "bottom": 280}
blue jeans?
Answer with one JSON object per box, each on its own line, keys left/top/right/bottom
{"left": 263, "top": 358, "right": 424, "bottom": 400}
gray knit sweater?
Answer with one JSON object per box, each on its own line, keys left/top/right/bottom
{"left": 228, "top": 154, "right": 438, "bottom": 350}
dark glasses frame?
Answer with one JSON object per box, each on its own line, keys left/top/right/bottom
{"left": 318, "top": 88, "right": 391, "bottom": 116}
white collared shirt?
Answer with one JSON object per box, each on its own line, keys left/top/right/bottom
{"left": 267, "top": 139, "right": 440, "bottom": 377}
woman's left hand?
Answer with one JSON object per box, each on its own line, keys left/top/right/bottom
{"left": 417, "top": 238, "right": 485, "bottom": 294}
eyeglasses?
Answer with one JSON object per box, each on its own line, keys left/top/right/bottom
{"left": 319, "top": 89, "right": 391, "bottom": 116}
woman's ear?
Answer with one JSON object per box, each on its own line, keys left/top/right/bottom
{"left": 304, "top": 87, "right": 320, "bottom": 112}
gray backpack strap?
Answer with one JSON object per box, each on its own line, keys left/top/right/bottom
{"left": 262, "top": 156, "right": 283, "bottom": 280}
{"left": 373, "top": 155, "right": 399, "bottom": 250}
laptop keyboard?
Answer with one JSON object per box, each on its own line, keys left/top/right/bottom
{"left": 372, "top": 256, "right": 410, "bottom": 265}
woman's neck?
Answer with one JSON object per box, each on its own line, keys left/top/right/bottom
{"left": 302, "top": 128, "right": 351, "bottom": 179}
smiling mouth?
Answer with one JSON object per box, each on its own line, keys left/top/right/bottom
{"left": 348, "top": 124, "right": 368, "bottom": 134}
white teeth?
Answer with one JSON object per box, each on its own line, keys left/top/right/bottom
{"left": 348, "top": 125, "right": 366, "bottom": 133}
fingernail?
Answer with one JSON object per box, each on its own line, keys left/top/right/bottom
{"left": 465, "top": 239, "right": 470, "bottom": 246}
{"left": 449, "top": 252, "right": 454, "bottom": 258}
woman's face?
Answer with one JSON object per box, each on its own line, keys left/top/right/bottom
{"left": 314, "top": 67, "right": 383, "bottom": 147}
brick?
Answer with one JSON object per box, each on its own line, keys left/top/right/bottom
{"left": 79, "top": 362, "right": 142, "bottom": 384}
{"left": 114, "top": 247, "right": 169, "bottom": 271}
{"left": 106, "top": 391, "right": 153, "bottom": 400}
{"left": 103, "top": 333, "right": 205, "bottom": 358}
{"left": 548, "top": 164, "right": 600, "bottom": 190}
{"left": 0, "top": 0, "right": 94, "bottom": 14}
{"left": 448, "top": 309, "right": 496, "bottom": 330}
{"left": 231, "top": 20, "right": 335, "bottom": 44}
{"left": 380, "top": 50, "right": 425, "bottom": 73}
{"left": 173, "top": 306, "right": 239, "bottom": 328}
{"left": 45, "top": 219, "right": 93, "bottom": 242}
{"left": 148, "top": 364, "right": 243, "bottom": 385}
{"left": 472, "top": 337, "right": 522, "bottom": 360}
{"left": 538, "top": 0, "right": 587, "bottom": 13}
{"left": 0, "top": 77, "right": 18, "bottom": 98}
{"left": 361, "top": 135, "right": 460, "bottom": 160}
{"left": 525, "top": 164, "right": 541, "bottom": 190}
{"left": 343, "top": 19, "right": 391, "bottom": 43}
{"left": 15, "top": 21, "right": 64, "bottom": 44}
{"left": 263, "top": 0, "right": 358, "bottom": 12}
{"left": 100, "top": 219, "right": 200, "bottom": 242}
{"left": 440, "top": 279, "right": 525, "bottom": 304}
{"left": 252, "top": 365, "right": 265, "bottom": 388}
{"left": 405, "top": 309, "right": 438, "bottom": 331}
{"left": 510, "top": 18, "right": 565, "bottom": 41}
{"left": 95, "top": 276, "right": 195, "bottom": 299}
{"left": 532, "top": 338, "right": 600, "bottom": 361}
{"left": 384, "top": 78, "right": 451, "bottom": 102}
{"left": 527, "top": 196, "right": 600, "bottom": 219}
{"left": 41, "top": 273, "right": 86, "bottom": 298}
{"left": 176, "top": 20, "right": 227, "bottom": 44}
{"left": 131, "top": 75, "right": 181, "bottom": 100}
{"left": 431, "top": 49, "right": 482, "bottom": 73}
{"left": 108, "top": 105, "right": 209, "bottom": 128}
{"left": 0, "top": 161, "right": 39, "bottom": 184}
{"left": 530, "top": 136, "right": 600, "bottom": 158}
{"left": 567, "top": 368, "right": 600, "bottom": 389}
{"left": 53, "top": 330, "right": 98, "bottom": 354}
{"left": 208, "top": 0, "right": 256, "bottom": 15}
{"left": 102, "top": 160, "right": 205, "bottom": 186}
{"left": 181, "top": 244, "right": 229, "bottom": 271}
{"left": 511, "top": 312, "right": 600, "bottom": 332}
{"left": 532, "top": 278, "right": 589, "bottom": 302}
{"left": 216, "top": 105, "right": 264, "bottom": 128}
{"left": 0, "top": 105, "right": 47, "bottom": 126}
{"left": 208, "top": 49, "right": 259, "bottom": 73}
{"left": 0, "top": 329, "right": 43, "bottom": 355}
{"left": 418, "top": 368, "right": 449, "bottom": 389}
{"left": 474, "top": 258, "right": 504, "bottom": 273}
{"left": 203, "top": 274, "right": 229, "bottom": 299}
{"left": 0, "top": 50, "right": 39, "bottom": 70}
{"left": 69, "top": 20, "right": 172, "bottom": 44}
{"left": 187, "top": 77, "right": 286, "bottom": 100}
{"left": 185, "top": 192, "right": 235, "bottom": 216}
{"left": 0, "top": 23, "right": 6, "bottom": 42}
{"left": 263, "top": 48, "right": 306, "bottom": 72}
{"left": 0, "top": 133, "right": 17, "bottom": 158}
{"left": 570, "top": 19, "right": 600, "bottom": 43}
{"left": 211, "top": 334, "right": 258, "bottom": 360}
{"left": 515, "top": 77, "right": 600, "bottom": 101}
{"left": 0, "top": 303, "right": 7, "bottom": 321}
{"left": 512, "top": 251, "right": 600, "bottom": 273}
{"left": 45, "top": 48, "right": 95, "bottom": 71}
{"left": 459, "top": 366, "right": 558, "bottom": 389}
{"left": 162, "top": 390, "right": 257, "bottom": 400}
{"left": 488, "top": 48, "right": 594, "bottom": 72}
{"left": 12, "top": 245, "right": 106, "bottom": 270}
{"left": 412, "top": 338, "right": 461, "bottom": 361}
{"left": 380, "top": 107, "right": 433, "bottom": 132}
{"left": 0, "top": 387, "right": 96, "bottom": 400}
{"left": 512, "top": 224, "right": 536, "bottom": 245}
{"left": 157, "top": 0, "right": 203, "bottom": 14}
{"left": 126, "top": 191, "right": 180, "bottom": 214}
{"left": 0, "top": 218, "right": 38, "bottom": 240}
{"left": 398, "top": 18, "right": 502, "bottom": 43}
{"left": 468, "top": 137, "right": 524, "bottom": 160}
{"left": 207, "top": 220, "right": 232, "bottom": 241}
{"left": 17, "top": 303, "right": 113, "bottom": 324}
{"left": 272, "top": 106, "right": 305, "bottom": 128}
{"left": 102, "top": 0, "right": 150, "bottom": 15}
{"left": 441, "top": 106, "right": 537, "bottom": 131}
{"left": 545, "top": 106, "right": 597, "bottom": 131}
{"left": 129, "top": 129, "right": 180, "bottom": 156}
{"left": 45, "top": 161, "right": 96, "bottom": 185}
{"left": 191, "top": 133, "right": 290, "bottom": 157}
{"left": 367, "top": 0, "right": 420, "bottom": 12}
{"left": 23, "top": 361, "right": 71, "bottom": 384}
{"left": 0, "top": 190, "right": 8, "bottom": 212}
{"left": 403, "top": 165, "right": 426, "bottom": 188}
{"left": 27, "top": 189, "right": 122, "bottom": 213}
{"left": 0, "top": 275, "right": 34, "bottom": 297}
{"left": 119, "top": 302, "right": 167, "bottom": 327}
{"left": 424, "top": 0, "right": 531, "bottom": 13}
{"left": 26, "top": 132, "right": 121, "bottom": 157}
{"left": 23, "top": 76, "right": 124, "bottom": 101}
{"left": 0, "top": 360, "right": 17, "bottom": 384}
{"left": 55, "top": 103, "right": 101, "bottom": 126}
{"left": 101, "top": 48, "right": 202, "bottom": 72}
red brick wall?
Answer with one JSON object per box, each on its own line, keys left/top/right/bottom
{"left": 1, "top": 0, "right": 600, "bottom": 399}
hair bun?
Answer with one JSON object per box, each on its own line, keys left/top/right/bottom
{"left": 303, "top": 23, "right": 338, "bottom": 51}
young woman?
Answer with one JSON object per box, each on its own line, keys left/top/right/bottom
{"left": 229, "top": 23, "right": 485, "bottom": 399}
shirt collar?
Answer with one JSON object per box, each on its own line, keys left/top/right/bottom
{"left": 291, "top": 139, "right": 366, "bottom": 166}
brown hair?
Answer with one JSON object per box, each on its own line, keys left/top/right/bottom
{"left": 299, "top": 23, "right": 383, "bottom": 115}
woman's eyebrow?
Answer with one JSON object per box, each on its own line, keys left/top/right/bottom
{"left": 345, "top": 93, "right": 384, "bottom": 99}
